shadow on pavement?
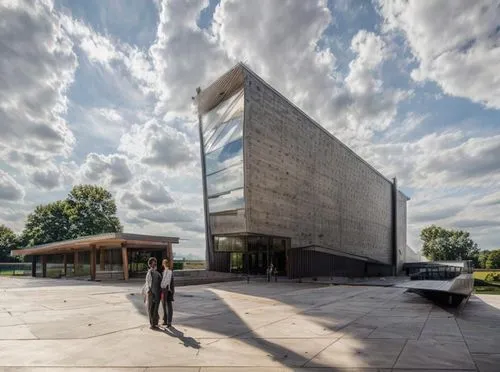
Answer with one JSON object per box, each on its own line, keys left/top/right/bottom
{"left": 125, "top": 279, "right": 500, "bottom": 370}
{"left": 126, "top": 281, "right": 401, "bottom": 369}
{"left": 163, "top": 326, "right": 201, "bottom": 349}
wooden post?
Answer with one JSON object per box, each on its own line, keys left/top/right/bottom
{"left": 167, "top": 242, "right": 173, "bottom": 270}
{"left": 74, "top": 251, "right": 79, "bottom": 275}
{"left": 63, "top": 254, "right": 67, "bottom": 276}
{"left": 31, "top": 256, "right": 37, "bottom": 277}
{"left": 100, "top": 248, "right": 105, "bottom": 271}
{"left": 90, "top": 245, "right": 96, "bottom": 280}
{"left": 121, "top": 244, "right": 129, "bottom": 280}
{"left": 41, "top": 256, "right": 47, "bottom": 278}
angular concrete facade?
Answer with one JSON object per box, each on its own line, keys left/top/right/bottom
{"left": 196, "top": 63, "right": 409, "bottom": 278}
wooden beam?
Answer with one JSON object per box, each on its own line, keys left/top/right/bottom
{"left": 41, "top": 256, "right": 47, "bottom": 278}
{"left": 122, "top": 240, "right": 174, "bottom": 247}
{"left": 31, "top": 256, "right": 37, "bottom": 277}
{"left": 74, "top": 251, "right": 79, "bottom": 275}
{"left": 167, "top": 242, "right": 173, "bottom": 270}
{"left": 90, "top": 245, "right": 96, "bottom": 280}
{"left": 63, "top": 254, "right": 67, "bottom": 276}
{"left": 99, "top": 248, "right": 105, "bottom": 271}
{"left": 121, "top": 244, "right": 129, "bottom": 281}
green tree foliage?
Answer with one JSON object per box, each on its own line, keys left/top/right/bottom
{"left": 0, "top": 225, "right": 19, "bottom": 262}
{"left": 486, "top": 250, "right": 500, "bottom": 269}
{"left": 420, "top": 225, "right": 479, "bottom": 263}
{"left": 21, "top": 201, "right": 71, "bottom": 246}
{"left": 478, "top": 250, "right": 491, "bottom": 269}
{"left": 66, "top": 185, "right": 122, "bottom": 238}
{"left": 20, "top": 185, "right": 122, "bottom": 247}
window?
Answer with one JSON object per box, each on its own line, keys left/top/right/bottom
{"left": 205, "top": 138, "right": 243, "bottom": 175}
{"left": 208, "top": 188, "right": 244, "bottom": 213}
{"left": 202, "top": 89, "right": 245, "bottom": 214}
{"left": 214, "top": 236, "right": 245, "bottom": 252}
{"left": 206, "top": 165, "right": 243, "bottom": 197}
{"left": 230, "top": 252, "right": 243, "bottom": 272}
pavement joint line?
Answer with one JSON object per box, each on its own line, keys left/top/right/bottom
{"left": 299, "top": 335, "right": 341, "bottom": 367}
{"left": 416, "top": 300, "right": 433, "bottom": 341}
{"left": 455, "top": 312, "right": 479, "bottom": 372}
{"left": 391, "top": 338, "right": 409, "bottom": 369}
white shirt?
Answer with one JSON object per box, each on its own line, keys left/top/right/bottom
{"left": 145, "top": 268, "right": 153, "bottom": 291}
{"left": 161, "top": 269, "right": 172, "bottom": 290}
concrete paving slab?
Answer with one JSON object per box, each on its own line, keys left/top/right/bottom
{"left": 305, "top": 338, "right": 406, "bottom": 368}
{"left": 457, "top": 320, "right": 500, "bottom": 354}
{"left": 1, "top": 277, "right": 498, "bottom": 370}
{"left": 0, "top": 324, "right": 37, "bottom": 339}
{"left": 419, "top": 318, "right": 463, "bottom": 342}
{"left": 394, "top": 340, "right": 476, "bottom": 370}
{"left": 239, "top": 315, "right": 341, "bottom": 339}
{"left": 335, "top": 322, "right": 377, "bottom": 339}
{"left": 0, "top": 312, "right": 25, "bottom": 327}
{"left": 472, "top": 353, "right": 500, "bottom": 372}
{"left": 367, "top": 319, "right": 424, "bottom": 339}
{"left": 195, "top": 337, "right": 333, "bottom": 367}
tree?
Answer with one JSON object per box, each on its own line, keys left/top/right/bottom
{"left": 65, "top": 185, "right": 122, "bottom": 238}
{"left": 20, "top": 185, "right": 122, "bottom": 248}
{"left": 486, "top": 250, "right": 500, "bottom": 269}
{"left": 420, "top": 225, "right": 479, "bottom": 263}
{"left": 0, "top": 225, "right": 19, "bottom": 262}
{"left": 478, "top": 250, "right": 491, "bottom": 269}
{"left": 21, "top": 201, "right": 72, "bottom": 246}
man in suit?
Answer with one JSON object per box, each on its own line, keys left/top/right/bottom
{"left": 145, "top": 257, "right": 162, "bottom": 329}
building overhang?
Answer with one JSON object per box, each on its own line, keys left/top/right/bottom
{"left": 11, "top": 233, "right": 180, "bottom": 257}
{"left": 289, "top": 244, "right": 391, "bottom": 266}
{"left": 196, "top": 63, "right": 245, "bottom": 115}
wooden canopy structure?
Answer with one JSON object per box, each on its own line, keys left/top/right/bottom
{"left": 11, "top": 233, "right": 180, "bottom": 281}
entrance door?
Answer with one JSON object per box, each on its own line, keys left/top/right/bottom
{"left": 246, "top": 252, "right": 268, "bottom": 274}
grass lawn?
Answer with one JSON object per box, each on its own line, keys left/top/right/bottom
{"left": 475, "top": 286, "right": 500, "bottom": 295}
{"left": 474, "top": 271, "right": 500, "bottom": 295}
{"left": 473, "top": 271, "right": 500, "bottom": 281}
{"left": 0, "top": 271, "right": 28, "bottom": 276}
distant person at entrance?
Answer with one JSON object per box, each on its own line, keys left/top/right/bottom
{"left": 145, "top": 257, "right": 162, "bottom": 329}
{"left": 160, "top": 258, "right": 175, "bottom": 327}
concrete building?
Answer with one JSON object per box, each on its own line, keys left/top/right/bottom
{"left": 195, "top": 63, "right": 409, "bottom": 278}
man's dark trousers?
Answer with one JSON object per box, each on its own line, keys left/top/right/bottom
{"left": 148, "top": 269, "right": 162, "bottom": 327}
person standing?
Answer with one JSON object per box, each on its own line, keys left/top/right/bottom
{"left": 145, "top": 257, "right": 162, "bottom": 329}
{"left": 160, "top": 258, "right": 175, "bottom": 327}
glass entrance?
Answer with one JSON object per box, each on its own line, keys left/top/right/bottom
{"left": 214, "top": 235, "right": 289, "bottom": 275}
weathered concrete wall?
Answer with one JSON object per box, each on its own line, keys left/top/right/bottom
{"left": 243, "top": 71, "right": 402, "bottom": 265}
{"left": 396, "top": 191, "right": 408, "bottom": 272}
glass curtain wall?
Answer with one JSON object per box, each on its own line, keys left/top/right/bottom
{"left": 201, "top": 89, "right": 245, "bottom": 213}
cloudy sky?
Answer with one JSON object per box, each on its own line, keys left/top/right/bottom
{"left": 1, "top": 0, "right": 499, "bottom": 258}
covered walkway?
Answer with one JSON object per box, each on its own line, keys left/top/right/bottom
{"left": 11, "top": 233, "right": 179, "bottom": 281}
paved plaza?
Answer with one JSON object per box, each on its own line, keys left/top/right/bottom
{"left": 0, "top": 277, "right": 499, "bottom": 371}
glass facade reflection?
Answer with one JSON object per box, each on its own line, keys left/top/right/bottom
{"left": 202, "top": 89, "right": 245, "bottom": 213}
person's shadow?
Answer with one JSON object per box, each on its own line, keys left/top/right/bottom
{"left": 163, "top": 326, "right": 201, "bottom": 349}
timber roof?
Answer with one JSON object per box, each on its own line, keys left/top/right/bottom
{"left": 11, "top": 233, "right": 179, "bottom": 256}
